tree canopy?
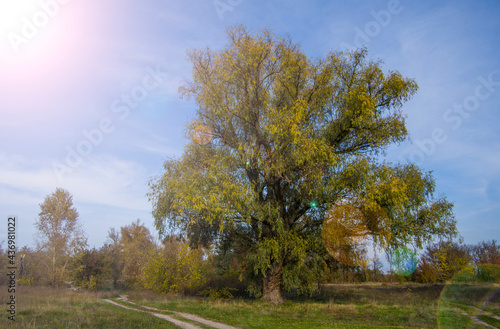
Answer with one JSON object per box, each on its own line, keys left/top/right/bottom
{"left": 35, "top": 187, "right": 87, "bottom": 287}
{"left": 149, "top": 26, "right": 458, "bottom": 304}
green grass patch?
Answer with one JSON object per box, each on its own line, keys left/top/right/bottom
{"left": 478, "top": 314, "right": 500, "bottom": 327}
{"left": 3, "top": 283, "right": 498, "bottom": 328}
{"left": 126, "top": 285, "right": 444, "bottom": 328}
{"left": 1, "top": 286, "right": 178, "bottom": 328}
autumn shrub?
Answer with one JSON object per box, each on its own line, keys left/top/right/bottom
{"left": 415, "top": 241, "right": 470, "bottom": 283}
{"left": 140, "top": 238, "right": 208, "bottom": 294}
{"left": 200, "top": 287, "right": 237, "bottom": 300}
{"left": 68, "top": 248, "right": 110, "bottom": 290}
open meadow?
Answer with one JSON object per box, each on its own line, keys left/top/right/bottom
{"left": 1, "top": 283, "right": 498, "bottom": 328}
{"left": 2, "top": 1, "right": 500, "bottom": 328}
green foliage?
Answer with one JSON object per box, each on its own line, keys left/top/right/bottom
{"left": 416, "top": 241, "right": 471, "bottom": 283}
{"left": 200, "top": 287, "right": 237, "bottom": 300}
{"left": 12, "top": 246, "right": 50, "bottom": 286}
{"left": 0, "top": 244, "right": 8, "bottom": 286}
{"left": 87, "top": 275, "right": 97, "bottom": 291}
{"left": 388, "top": 246, "right": 418, "bottom": 277}
{"left": 101, "top": 228, "right": 125, "bottom": 289}
{"left": 68, "top": 248, "right": 110, "bottom": 290}
{"left": 140, "top": 238, "right": 208, "bottom": 294}
{"left": 119, "top": 220, "right": 155, "bottom": 288}
{"left": 453, "top": 264, "right": 500, "bottom": 283}
{"left": 148, "top": 26, "right": 458, "bottom": 303}
{"left": 17, "top": 277, "right": 33, "bottom": 286}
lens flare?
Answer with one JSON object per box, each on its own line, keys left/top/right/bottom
{"left": 0, "top": 0, "right": 110, "bottom": 124}
{"left": 388, "top": 246, "right": 418, "bottom": 276}
{"left": 193, "top": 125, "right": 213, "bottom": 145}
{"left": 437, "top": 264, "right": 500, "bottom": 329}
{"left": 322, "top": 198, "right": 391, "bottom": 267}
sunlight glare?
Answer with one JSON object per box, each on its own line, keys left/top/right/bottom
{"left": 0, "top": 0, "right": 38, "bottom": 35}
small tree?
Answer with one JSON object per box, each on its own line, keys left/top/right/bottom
{"left": 140, "top": 237, "right": 207, "bottom": 294}
{"left": 119, "top": 220, "right": 155, "bottom": 288}
{"left": 69, "top": 248, "right": 109, "bottom": 290}
{"left": 416, "top": 241, "right": 470, "bottom": 283}
{"left": 468, "top": 240, "right": 500, "bottom": 265}
{"left": 101, "top": 228, "right": 124, "bottom": 289}
{"left": 35, "top": 188, "right": 87, "bottom": 287}
{"left": 0, "top": 243, "right": 7, "bottom": 286}
{"left": 16, "top": 246, "right": 41, "bottom": 286}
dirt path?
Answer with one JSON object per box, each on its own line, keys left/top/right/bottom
{"left": 455, "top": 308, "right": 498, "bottom": 329}
{"left": 103, "top": 295, "right": 239, "bottom": 329}
{"left": 449, "top": 301, "right": 500, "bottom": 329}
{"left": 465, "top": 305, "right": 500, "bottom": 329}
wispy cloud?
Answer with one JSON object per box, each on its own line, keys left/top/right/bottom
{"left": 0, "top": 153, "right": 151, "bottom": 212}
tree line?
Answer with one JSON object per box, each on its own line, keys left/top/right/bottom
{"left": 0, "top": 188, "right": 239, "bottom": 295}
{"left": 0, "top": 188, "right": 498, "bottom": 295}
{"left": 322, "top": 240, "right": 499, "bottom": 284}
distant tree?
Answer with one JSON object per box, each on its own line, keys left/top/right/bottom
{"left": 149, "top": 26, "right": 458, "bottom": 304}
{"left": 35, "top": 188, "right": 87, "bottom": 287}
{"left": 415, "top": 258, "right": 439, "bottom": 283}
{"left": 467, "top": 240, "right": 500, "bottom": 265}
{"left": 119, "top": 220, "right": 155, "bottom": 288}
{"left": 140, "top": 237, "right": 207, "bottom": 294}
{"left": 387, "top": 246, "right": 419, "bottom": 278}
{"left": 101, "top": 228, "right": 124, "bottom": 289}
{"left": 416, "top": 241, "right": 470, "bottom": 283}
{"left": 0, "top": 243, "right": 7, "bottom": 286}
{"left": 16, "top": 246, "right": 41, "bottom": 286}
{"left": 69, "top": 248, "right": 109, "bottom": 290}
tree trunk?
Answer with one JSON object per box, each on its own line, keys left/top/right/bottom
{"left": 52, "top": 252, "right": 57, "bottom": 287}
{"left": 262, "top": 261, "right": 284, "bottom": 305}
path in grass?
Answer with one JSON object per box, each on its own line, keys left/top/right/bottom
{"left": 458, "top": 304, "right": 500, "bottom": 329}
{"left": 103, "top": 295, "right": 239, "bottom": 329}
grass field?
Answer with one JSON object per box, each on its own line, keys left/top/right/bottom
{"left": 1, "top": 283, "right": 498, "bottom": 328}
{"left": 0, "top": 287, "right": 178, "bottom": 328}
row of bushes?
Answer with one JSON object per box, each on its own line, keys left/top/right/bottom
{"left": 0, "top": 221, "right": 247, "bottom": 298}
{"left": 319, "top": 240, "right": 499, "bottom": 285}
{"left": 1, "top": 224, "right": 498, "bottom": 296}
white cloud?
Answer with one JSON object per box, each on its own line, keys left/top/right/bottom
{"left": 0, "top": 153, "right": 151, "bottom": 212}
{"left": 0, "top": 152, "right": 157, "bottom": 247}
{"left": 134, "top": 142, "right": 180, "bottom": 157}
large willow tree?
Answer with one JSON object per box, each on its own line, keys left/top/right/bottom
{"left": 149, "top": 26, "right": 457, "bottom": 304}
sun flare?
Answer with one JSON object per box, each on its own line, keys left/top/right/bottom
{"left": 0, "top": 0, "right": 39, "bottom": 34}
{"left": 0, "top": 0, "right": 108, "bottom": 120}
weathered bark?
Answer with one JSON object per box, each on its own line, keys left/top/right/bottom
{"left": 262, "top": 261, "right": 284, "bottom": 305}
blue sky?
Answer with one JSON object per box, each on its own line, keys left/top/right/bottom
{"left": 0, "top": 0, "right": 499, "bottom": 250}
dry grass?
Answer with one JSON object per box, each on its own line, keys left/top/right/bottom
{"left": 0, "top": 286, "right": 177, "bottom": 328}
{"left": 2, "top": 283, "right": 496, "bottom": 328}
